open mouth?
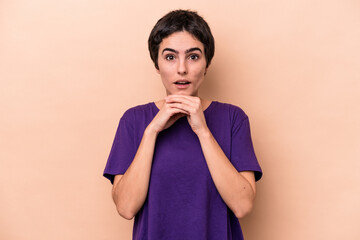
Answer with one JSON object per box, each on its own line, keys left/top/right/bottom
{"left": 174, "top": 81, "right": 191, "bottom": 85}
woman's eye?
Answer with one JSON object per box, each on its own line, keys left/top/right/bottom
{"left": 165, "top": 55, "right": 175, "bottom": 60}
{"left": 189, "top": 54, "right": 199, "bottom": 60}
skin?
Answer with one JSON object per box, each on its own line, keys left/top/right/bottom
{"left": 112, "top": 31, "right": 257, "bottom": 220}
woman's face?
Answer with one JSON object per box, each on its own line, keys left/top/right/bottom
{"left": 157, "top": 31, "right": 207, "bottom": 96}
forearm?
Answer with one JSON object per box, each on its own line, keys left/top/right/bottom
{"left": 197, "top": 128, "right": 256, "bottom": 219}
{"left": 112, "top": 126, "right": 158, "bottom": 219}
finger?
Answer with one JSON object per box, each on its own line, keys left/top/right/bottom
{"left": 166, "top": 97, "right": 202, "bottom": 114}
{"left": 166, "top": 94, "right": 198, "bottom": 101}
{"left": 167, "top": 102, "right": 195, "bottom": 114}
{"left": 166, "top": 97, "right": 199, "bottom": 109}
{"left": 166, "top": 105, "right": 189, "bottom": 116}
{"left": 166, "top": 95, "right": 199, "bottom": 104}
{"left": 171, "top": 113, "right": 186, "bottom": 121}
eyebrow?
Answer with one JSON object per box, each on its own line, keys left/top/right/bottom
{"left": 161, "top": 47, "right": 203, "bottom": 54}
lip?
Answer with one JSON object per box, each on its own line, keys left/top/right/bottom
{"left": 174, "top": 79, "right": 190, "bottom": 83}
{"left": 174, "top": 79, "right": 191, "bottom": 89}
{"left": 174, "top": 83, "right": 191, "bottom": 89}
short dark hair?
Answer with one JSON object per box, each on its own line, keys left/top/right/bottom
{"left": 148, "top": 10, "right": 215, "bottom": 69}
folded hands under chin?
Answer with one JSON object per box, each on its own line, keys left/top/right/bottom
{"left": 149, "top": 95, "right": 209, "bottom": 136}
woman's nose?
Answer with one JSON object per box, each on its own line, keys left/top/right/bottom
{"left": 177, "top": 58, "right": 187, "bottom": 75}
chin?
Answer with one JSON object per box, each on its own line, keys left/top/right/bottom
{"left": 177, "top": 91, "right": 196, "bottom": 96}
{"left": 166, "top": 87, "right": 198, "bottom": 96}
{"left": 179, "top": 92, "right": 191, "bottom": 95}
{"left": 167, "top": 90, "right": 189, "bottom": 96}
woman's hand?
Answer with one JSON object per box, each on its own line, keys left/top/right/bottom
{"left": 165, "top": 95, "right": 209, "bottom": 136}
{"left": 147, "top": 99, "right": 188, "bottom": 134}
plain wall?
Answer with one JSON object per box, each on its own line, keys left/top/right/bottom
{"left": 1, "top": 0, "right": 359, "bottom": 239}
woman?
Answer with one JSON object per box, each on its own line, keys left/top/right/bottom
{"left": 104, "top": 9, "right": 262, "bottom": 240}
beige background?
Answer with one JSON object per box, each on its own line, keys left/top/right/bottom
{"left": 1, "top": 0, "right": 359, "bottom": 239}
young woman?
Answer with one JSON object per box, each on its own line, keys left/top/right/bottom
{"left": 104, "top": 9, "right": 262, "bottom": 240}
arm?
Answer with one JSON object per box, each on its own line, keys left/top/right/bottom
{"left": 112, "top": 127, "right": 157, "bottom": 220}
{"left": 166, "top": 95, "right": 257, "bottom": 219}
{"left": 112, "top": 101, "right": 187, "bottom": 220}
{"left": 197, "top": 129, "right": 256, "bottom": 219}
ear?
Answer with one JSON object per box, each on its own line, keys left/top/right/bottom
{"left": 155, "top": 64, "right": 160, "bottom": 74}
{"left": 204, "top": 66, "right": 208, "bottom": 76}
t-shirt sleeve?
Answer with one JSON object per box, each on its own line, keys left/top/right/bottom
{"left": 103, "top": 111, "right": 137, "bottom": 184}
{"left": 230, "top": 110, "right": 263, "bottom": 181}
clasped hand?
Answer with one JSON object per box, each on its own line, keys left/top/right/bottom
{"left": 150, "top": 95, "right": 209, "bottom": 136}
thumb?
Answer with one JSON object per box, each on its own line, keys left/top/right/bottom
{"left": 172, "top": 113, "right": 186, "bottom": 121}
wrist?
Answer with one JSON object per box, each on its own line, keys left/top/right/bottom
{"left": 145, "top": 123, "right": 160, "bottom": 137}
{"left": 196, "top": 127, "right": 212, "bottom": 139}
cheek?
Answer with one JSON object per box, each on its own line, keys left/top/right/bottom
{"left": 192, "top": 65, "right": 207, "bottom": 78}
{"left": 158, "top": 61, "right": 174, "bottom": 77}
{"left": 158, "top": 68, "right": 174, "bottom": 85}
{"left": 160, "top": 69, "right": 172, "bottom": 79}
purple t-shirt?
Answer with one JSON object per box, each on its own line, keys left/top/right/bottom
{"left": 104, "top": 101, "right": 262, "bottom": 240}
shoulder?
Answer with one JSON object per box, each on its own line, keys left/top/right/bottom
{"left": 121, "top": 102, "right": 158, "bottom": 124}
{"left": 122, "top": 102, "right": 153, "bottom": 120}
{"left": 211, "top": 101, "right": 248, "bottom": 121}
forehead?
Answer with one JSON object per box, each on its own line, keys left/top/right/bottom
{"left": 159, "top": 31, "right": 204, "bottom": 51}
